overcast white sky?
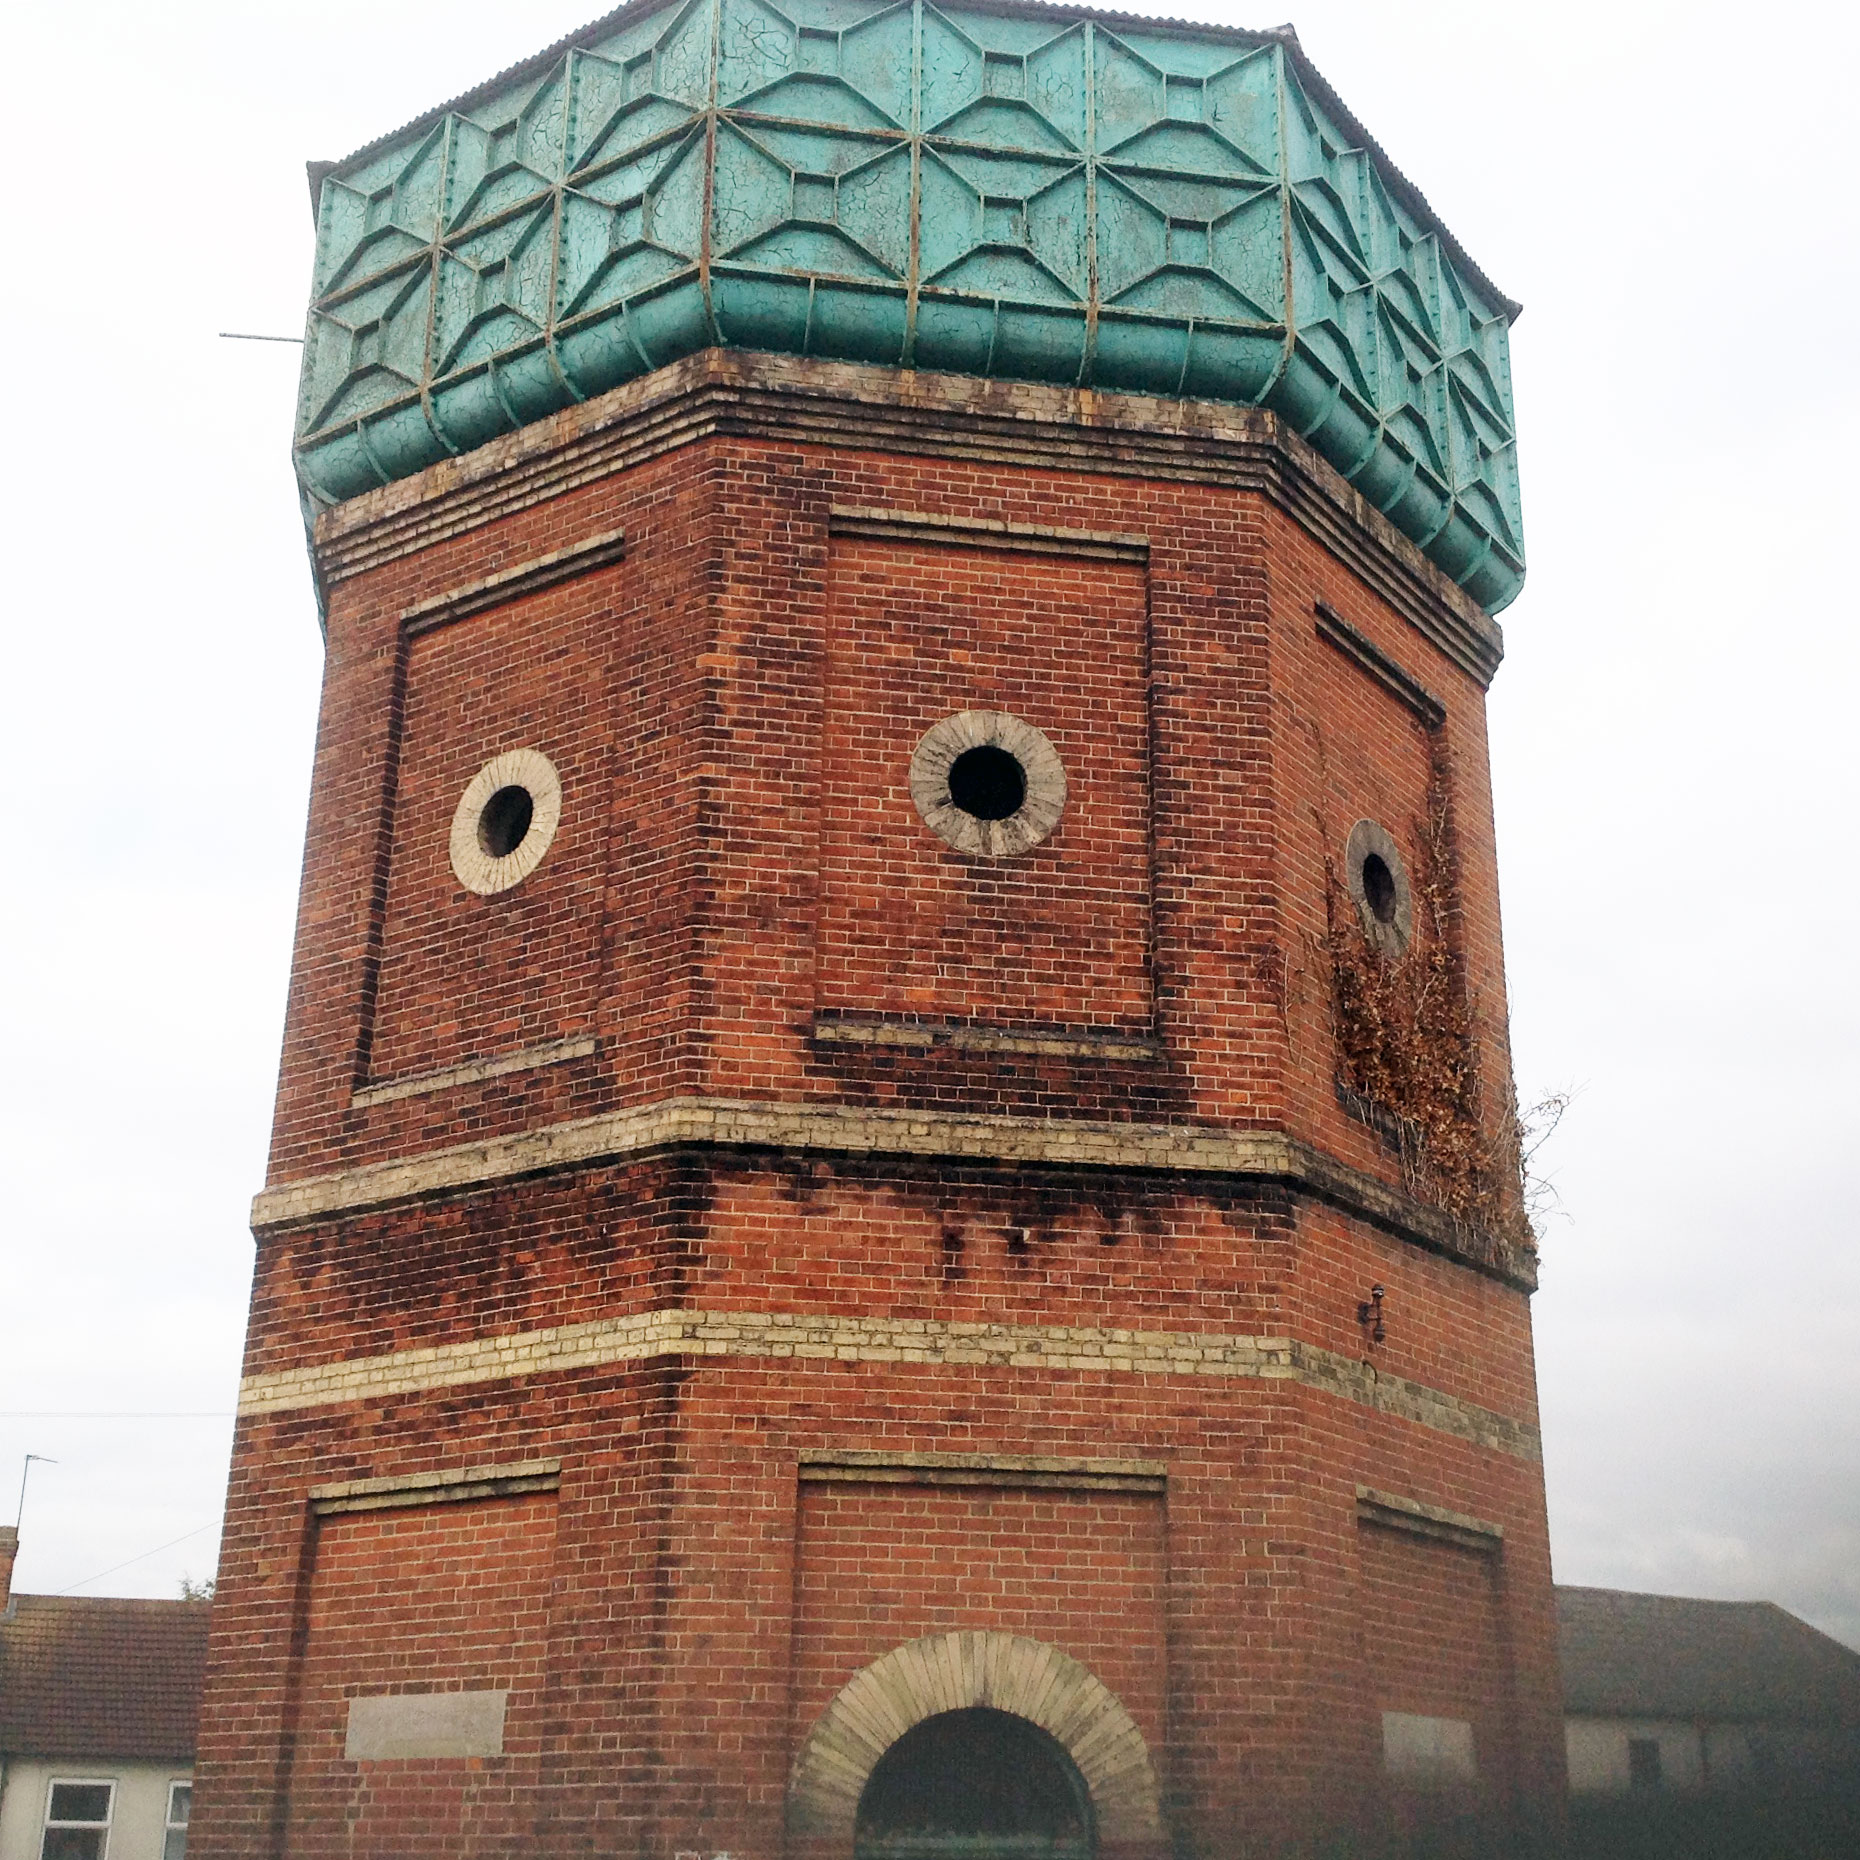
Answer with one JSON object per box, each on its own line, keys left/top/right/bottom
{"left": 2, "top": 0, "right": 1855, "bottom": 1648}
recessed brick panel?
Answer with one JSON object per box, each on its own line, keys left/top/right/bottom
{"left": 282, "top": 1494, "right": 556, "bottom": 1857}
{"left": 815, "top": 538, "right": 1153, "bottom": 1032}
{"left": 364, "top": 573, "right": 624, "bottom": 1087}
{"left": 792, "top": 1480, "right": 1167, "bottom": 1759}
{"left": 1357, "top": 1520, "right": 1515, "bottom": 1806}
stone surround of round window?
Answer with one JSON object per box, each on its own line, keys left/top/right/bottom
{"left": 909, "top": 710, "right": 1067, "bottom": 859}
{"left": 1345, "top": 817, "right": 1414, "bottom": 958}
{"left": 449, "top": 748, "right": 563, "bottom": 896}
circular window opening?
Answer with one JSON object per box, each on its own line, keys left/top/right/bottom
{"left": 449, "top": 748, "right": 564, "bottom": 897}
{"left": 948, "top": 744, "right": 1027, "bottom": 821}
{"left": 909, "top": 711, "right": 1068, "bottom": 860}
{"left": 478, "top": 784, "right": 535, "bottom": 859}
{"left": 1343, "top": 819, "right": 1414, "bottom": 958}
{"left": 1361, "top": 851, "right": 1398, "bottom": 926}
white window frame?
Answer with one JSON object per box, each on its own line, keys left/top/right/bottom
{"left": 163, "top": 1780, "right": 192, "bottom": 1857}
{"left": 40, "top": 1776, "right": 115, "bottom": 1858}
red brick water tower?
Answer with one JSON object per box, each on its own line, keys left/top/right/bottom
{"left": 196, "top": 5, "right": 1559, "bottom": 1854}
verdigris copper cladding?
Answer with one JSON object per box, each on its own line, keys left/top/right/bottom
{"left": 296, "top": 0, "right": 1525, "bottom": 609}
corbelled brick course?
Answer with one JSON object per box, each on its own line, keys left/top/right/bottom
{"left": 195, "top": 356, "right": 1561, "bottom": 1859}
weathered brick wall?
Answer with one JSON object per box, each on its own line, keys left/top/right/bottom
{"left": 203, "top": 1351, "right": 1557, "bottom": 1856}
{"left": 266, "top": 428, "right": 1511, "bottom": 1167}
{"left": 364, "top": 574, "right": 619, "bottom": 1083}
{"left": 236, "top": 1161, "right": 1540, "bottom": 1425}
{"left": 815, "top": 537, "right": 1153, "bottom": 1030}
{"left": 1357, "top": 1520, "right": 1514, "bottom": 1808}
{"left": 198, "top": 356, "right": 1560, "bottom": 1859}
{"left": 282, "top": 1495, "right": 557, "bottom": 1855}
{"left": 1264, "top": 500, "right": 1516, "bottom": 1191}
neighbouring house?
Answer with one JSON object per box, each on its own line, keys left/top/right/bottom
{"left": 1558, "top": 1584, "right": 1860, "bottom": 1797}
{"left": 0, "top": 1527, "right": 210, "bottom": 1860}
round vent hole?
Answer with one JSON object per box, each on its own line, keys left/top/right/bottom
{"left": 478, "top": 784, "right": 535, "bottom": 859}
{"left": 1361, "top": 851, "right": 1398, "bottom": 926}
{"left": 947, "top": 745, "right": 1027, "bottom": 821}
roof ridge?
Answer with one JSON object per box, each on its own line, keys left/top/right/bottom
{"left": 1559, "top": 1584, "right": 1775, "bottom": 1609}
{"left": 6, "top": 1592, "right": 212, "bottom": 1610}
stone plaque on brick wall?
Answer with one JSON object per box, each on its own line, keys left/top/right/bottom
{"left": 344, "top": 1689, "right": 507, "bottom": 1760}
{"left": 1381, "top": 1711, "right": 1477, "bottom": 1783}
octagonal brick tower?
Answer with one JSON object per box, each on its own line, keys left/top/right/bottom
{"left": 196, "top": 4, "right": 1559, "bottom": 1856}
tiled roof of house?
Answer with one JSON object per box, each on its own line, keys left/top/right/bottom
{"left": 0, "top": 1595, "right": 211, "bottom": 1762}
{"left": 1557, "top": 1586, "right": 1860, "bottom": 1726}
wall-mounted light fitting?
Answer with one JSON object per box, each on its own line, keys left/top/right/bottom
{"left": 1357, "top": 1285, "right": 1387, "bottom": 1345}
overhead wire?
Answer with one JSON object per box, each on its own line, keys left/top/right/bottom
{"left": 54, "top": 1523, "right": 220, "bottom": 1596}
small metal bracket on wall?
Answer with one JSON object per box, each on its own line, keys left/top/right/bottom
{"left": 1357, "top": 1285, "right": 1387, "bottom": 1345}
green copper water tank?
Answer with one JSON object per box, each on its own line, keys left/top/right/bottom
{"left": 296, "top": 0, "right": 1525, "bottom": 610}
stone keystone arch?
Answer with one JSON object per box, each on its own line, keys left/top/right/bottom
{"left": 787, "top": 1631, "right": 1163, "bottom": 1845}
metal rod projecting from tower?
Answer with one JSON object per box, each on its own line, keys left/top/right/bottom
{"left": 219, "top": 332, "right": 304, "bottom": 343}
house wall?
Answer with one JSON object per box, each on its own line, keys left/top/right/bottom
{"left": 0, "top": 1759, "right": 188, "bottom": 1860}
{"left": 1565, "top": 1717, "right": 1705, "bottom": 1794}
{"left": 1566, "top": 1714, "right": 1855, "bottom": 1796}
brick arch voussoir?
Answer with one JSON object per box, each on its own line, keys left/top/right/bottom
{"left": 787, "top": 1630, "right": 1163, "bottom": 1847}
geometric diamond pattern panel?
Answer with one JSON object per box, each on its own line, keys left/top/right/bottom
{"left": 297, "top": 0, "right": 1525, "bottom": 610}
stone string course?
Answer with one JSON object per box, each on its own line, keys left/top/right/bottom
{"left": 397, "top": 526, "right": 627, "bottom": 635}
{"left": 825, "top": 503, "right": 1150, "bottom": 564}
{"left": 1355, "top": 1485, "right": 1506, "bottom": 1554}
{"left": 307, "top": 1458, "right": 562, "bottom": 1516}
{"left": 1314, "top": 601, "right": 1447, "bottom": 729}
{"left": 251, "top": 1095, "right": 1537, "bottom": 1289}
{"left": 797, "top": 1450, "right": 1168, "bottom": 1493}
{"left": 351, "top": 1034, "right": 596, "bottom": 1108}
{"left": 810, "top": 1017, "right": 1164, "bottom": 1062}
{"left": 235, "top": 1305, "right": 1539, "bottom": 1461}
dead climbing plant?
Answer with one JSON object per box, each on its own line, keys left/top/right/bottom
{"left": 1323, "top": 764, "right": 1536, "bottom": 1257}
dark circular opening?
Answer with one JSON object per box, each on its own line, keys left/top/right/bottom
{"left": 856, "top": 1707, "right": 1094, "bottom": 1860}
{"left": 1361, "top": 851, "right": 1398, "bottom": 926}
{"left": 478, "top": 784, "right": 535, "bottom": 859}
{"left": 948, "top": 745, "right": 1027, "bottom": 821}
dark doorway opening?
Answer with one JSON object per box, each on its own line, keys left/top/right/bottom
{"left": 855, "top": 1707, "right": 1095, "bottom": 1860}
{"left": 1627, "top": 1736, "right": 1663, "bottom": 1791}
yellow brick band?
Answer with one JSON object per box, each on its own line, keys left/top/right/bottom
{"left": 237, "top": 1308, "right": 1539, "bottom": 1460}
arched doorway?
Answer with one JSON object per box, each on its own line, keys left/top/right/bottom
{"left": 786, "top": 1630, "right": 1161, "bottom": 1850}
{"left": 854, "top": 1708, "right": 1096, "bottom": 1860}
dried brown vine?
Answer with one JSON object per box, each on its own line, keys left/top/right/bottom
{"left": 1324, "top": 766, "right": 1534, "bottom": 1256}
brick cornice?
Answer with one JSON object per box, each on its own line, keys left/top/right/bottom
{"left": 250, "top": 1095, "right": 1536, "bottom": 1289}
{"left": 797, "top": 1450, "right": 1168, "bottom": 1492}
{"left": 311, "top": 350, "right": 1504, "bottom": 686}
{"left": 1356, "top": 1485, "right": 1505, "bottom": 1552}
{"left": 308, "top": 1458, "right": 562, "bottom": 1516}
{"left": 826, "top": 503, "right": 1149, "bottom": 563}
{"left": 398, "top": 527, "right": 626, "bottom": 635}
